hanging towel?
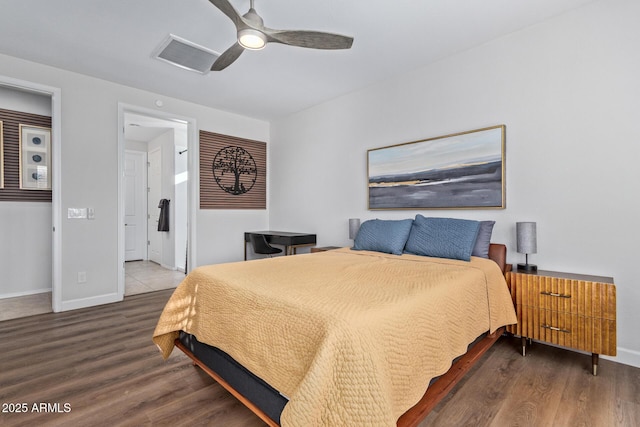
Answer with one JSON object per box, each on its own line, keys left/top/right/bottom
{"left": 158, "top": 199, "right": 170, "bottom": 232}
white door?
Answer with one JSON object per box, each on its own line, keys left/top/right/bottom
{"left": 147, "top": 148, "right": 162, "bottom": 264}
{"left": 124, "top": 151, "right": 147, "bottom": 261}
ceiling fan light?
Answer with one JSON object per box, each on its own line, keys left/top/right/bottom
{"left": 238, "top": 29, "right": 266, "bottom": 50}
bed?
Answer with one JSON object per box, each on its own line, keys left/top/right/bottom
{"left": 153, "top": 217, "right": 517, "bottom": 427}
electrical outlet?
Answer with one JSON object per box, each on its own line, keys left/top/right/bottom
{"left": 77, "top": 271, "right": 87, "bottom": 283}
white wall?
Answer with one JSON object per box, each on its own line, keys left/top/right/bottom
{"left": 0, "top": 202, "right": 52, "bottom": 297}
{"left": 0, "top": 53, "right": 269, "bottom": 311}
{"left": 0, "top": 86, "right": 52, "bottom": 298}
{"left": 125, "top": 139, "right": 147, "bottom": 152}
{"left": 0, "top": 86, "right": 51, "bottom": 116}
{"left": 270, "top": 0, "right": 640, "bottom": 367}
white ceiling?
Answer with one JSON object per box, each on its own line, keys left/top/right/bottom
{"left": 1, "top": 0, "right": 597, "bottom": 121}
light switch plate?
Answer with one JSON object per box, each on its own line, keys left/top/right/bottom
{"left": 68, "top": 208, "right": 87, "bottom": 219}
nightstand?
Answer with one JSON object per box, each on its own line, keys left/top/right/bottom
{"left": 506, "top": 268, "right": 616, "bottom": 375}
{"left": 310, "top": 246, "right": 342, "bottom": 253}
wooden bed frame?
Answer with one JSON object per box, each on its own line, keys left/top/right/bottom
{"left": 174, "top": 244, "right": 510, "bottom": 427}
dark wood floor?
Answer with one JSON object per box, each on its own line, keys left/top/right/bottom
{"left": 1, "top": 290, "right": 638, "bottom": 426}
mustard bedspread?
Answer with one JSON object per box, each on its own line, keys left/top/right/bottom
{"left": 152, "top": 248, "right": 516, "bottom": 426}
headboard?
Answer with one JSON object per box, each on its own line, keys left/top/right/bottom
{"left": 488, "top": 244, "right": 507, "bottom": 275}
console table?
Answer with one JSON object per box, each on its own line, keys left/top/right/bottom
{"left": 244, "top": 231, "right": 316, "bottom": 260}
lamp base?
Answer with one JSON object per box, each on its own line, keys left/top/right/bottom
{"left": 517, "top": 263, "right": 538, "bottom": 272}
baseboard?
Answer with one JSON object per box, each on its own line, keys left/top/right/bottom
{"left": 58, "top": 292, "right": 122, "bottom": 312}
{"left": 604, "top": 347, "right": 640, "bottom": 369}
{"left": 0, "top": 288, "right": 52, "bottom": 300}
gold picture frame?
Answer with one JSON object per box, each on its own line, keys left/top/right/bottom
{"left": 19, "top": 124, "right": 52, "bottom": 190}
{"left": 368, "top": 125, "right": 506, "bottom": 209}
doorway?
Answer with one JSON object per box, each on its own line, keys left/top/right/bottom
{"left": 0, "top": 76, "right": 61, "bottom": 319}
{"left": 118, "top": 104, "right": 196, "bottom": 298}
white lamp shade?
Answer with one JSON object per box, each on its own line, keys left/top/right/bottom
{"left": 349, "top": 218, "right": 361, "bottom": 240}
{"left": 516, "top": 222, "right": 537, "bottom": 254}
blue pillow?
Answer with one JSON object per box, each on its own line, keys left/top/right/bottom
{"left": 352, "top": 219, "right": 413, "bottom": 255}
{"left": 472, "top": 221, "right": 495, "bottom": 258}
{"left": 405, "top": 216, "right": 480, "bottom": 261}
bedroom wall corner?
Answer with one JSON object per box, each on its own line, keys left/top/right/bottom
{"left": 268, "top": 0, "right": 640, "bottom": 368}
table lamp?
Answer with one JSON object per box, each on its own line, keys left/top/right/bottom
{"left": 348, "top": 218, "right": 361, "bottom": 240}
{"left": 516, "top": 222, "right": 537, "bottom": 272}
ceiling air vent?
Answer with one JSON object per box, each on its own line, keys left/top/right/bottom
{"left": 153, "top": 34, "right": 219, "bottom": 74}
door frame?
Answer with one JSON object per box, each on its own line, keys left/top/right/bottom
{"left": 0, "top": 75, "right": 62, "bottom": 312}
{"left": 146, "top": 146, "right": 162, "bottom": 265}
{"left": 117, "top": 103, "right": 197, "bottom": 299}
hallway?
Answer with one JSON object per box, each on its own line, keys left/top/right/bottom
{"left": 124, "top": 260, "right": 185, "bottom": 296}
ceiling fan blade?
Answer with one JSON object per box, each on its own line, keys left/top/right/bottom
{"left": 265, "top": 30, "right": 353, "bottom": 50}
{"left": 211, "top": 43, "right": 244, "bottom": 71}
{"left": 208, "top": 0, "right": 243, "bottom": 28}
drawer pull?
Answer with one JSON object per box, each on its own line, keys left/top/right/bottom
{"left": 540, "top": 291, "right": 571, "bottom": 298}
{"left": 541, "top": 324, "right": 570, "bottom": 333}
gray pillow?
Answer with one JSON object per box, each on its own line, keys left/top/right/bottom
{"left": 352, "top": 219, "right": 414, "bottom": 255}
{"left": 472, "top": 221, "right": 495, "bottom": 258}
{"left": 405, "top": 215, "right": 480, "bottom": 261}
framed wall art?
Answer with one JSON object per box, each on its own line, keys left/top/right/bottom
{"left": 199, "top": 130, "right": 266, "bottom": 209}
{"left": 368, "top": 125, "right": 505, "bottom": 209}
{"left": 19, "top": 124, "right": 51, "bottom": 190}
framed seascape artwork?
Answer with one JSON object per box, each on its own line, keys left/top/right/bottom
{"left": 368, "top": 125, "right": 505, "bottom": 209}
{"left": 19, "top": 124, "right": 52, "bottom": 190}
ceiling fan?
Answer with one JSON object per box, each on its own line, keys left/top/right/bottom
{"left": 209, "top": 0, "right": 354, "bottom": 71}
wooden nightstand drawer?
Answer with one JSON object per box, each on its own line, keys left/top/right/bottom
{"left": 509, "top": 272, "right": 616, "bottom": 318}
{"left": 518, "top": 306, "right": 578, "bottom": 347}
{"left": 513, "top": 307, "right": 616, "bottom": 355}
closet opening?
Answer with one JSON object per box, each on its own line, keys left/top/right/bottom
{"left": 0, "top": 77, "right": 61, "bottom": 320}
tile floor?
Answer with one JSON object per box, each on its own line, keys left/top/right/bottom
{"left": 0, "top": 292, "right": 52, "bottom": 322}
{"left": 0, "top": 261, "right": 185, "bottom": 321}
{"left": 124, "top": 260, "right": 185, "bottom": 296}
